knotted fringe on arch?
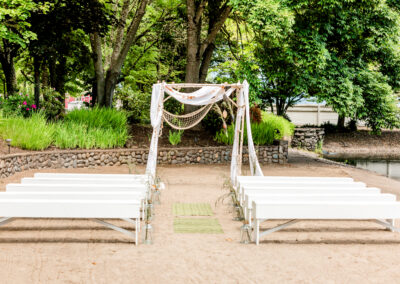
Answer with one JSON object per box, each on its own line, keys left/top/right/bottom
{"left": 162, "top": 104, "right": 214, "bottom": 131}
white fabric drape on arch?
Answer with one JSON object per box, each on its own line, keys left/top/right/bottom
{"left": 145, "top": 81, "right": 263, "bottom": 186}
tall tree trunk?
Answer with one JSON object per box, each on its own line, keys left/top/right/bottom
{"left": 184, "top": 0, "right": 231, "bottom": 86}
{"left": 199, "top": 43, "right": 215, "bottom": 83}
{"left": 55, "top": 56, "right": 67, "bottom": 102}
{"left": 337, "top": 115, "right": 345, "bottom": 129}
{"left": 90, "top": 0, "right": 149, "bottom": 108}
{"left": 0, "top": 41, "right": 19, "bottom": 97}
{"left": 91, "top": 76, "right": 98, "bottom": 106}
{"left": 275, "top": 98, "right": 285, "bottom": 116}
{"left": 90, "top": 32, "right": 106, "bottom": 106}
{"left": 49, "top": 57, "right": 57, "bottom": 89}
{"left": 33, "top": 57, "right": 41, "bottom": 108}
{"left": 0, "top": 57, "right": 17, "bottom": 96}
{"left": 41, "top": 64, "right": 49, "bottom": 88}
{"left": 104, "top": 70, "right": 119, "bottom": 107}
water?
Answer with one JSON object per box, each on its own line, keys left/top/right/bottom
{"left": 325, "top": 157, "right": 400, "bottom": 181}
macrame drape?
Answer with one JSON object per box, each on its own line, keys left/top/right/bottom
{"left": 145, "top": 81, "right": 263, "bottom": 186}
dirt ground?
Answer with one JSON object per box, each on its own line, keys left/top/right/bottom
{"left": 0, "top": 150, "right": 399, "bottom": 283}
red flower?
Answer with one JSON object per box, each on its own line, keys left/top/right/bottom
{"left": 26, "top": 108, "right": 30, "bottom": 111}
{"left": 23, "top": 101, "right": 27, "bottom": 105}
{"left": 31, "top": 104, "right": 37, "bottom": 109}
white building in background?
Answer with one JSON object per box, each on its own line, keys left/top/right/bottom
{"left": 284, "top": 104, "right": 339, "bottom": 126}
{"left": 266, "top": 104, "right": 341, "bottom": 126}
{"left": 66, "top": 101, "right": 86, "bottom": 111}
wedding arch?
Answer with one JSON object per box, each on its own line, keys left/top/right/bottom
{"left": 145, "top": 81, "right": 264, "bottom": 186}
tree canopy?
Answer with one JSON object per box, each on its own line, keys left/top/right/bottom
{"left": 0, "top": 0, "right": 399, "bottom": 133}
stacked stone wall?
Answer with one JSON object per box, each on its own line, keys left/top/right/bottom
{"left": 0, "top": 141, "right": 288, "bottom": 178}
{"left": 291, "top": 128, "right": 325, "bottom": 151}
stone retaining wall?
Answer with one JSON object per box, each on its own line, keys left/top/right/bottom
{"left": 291, "top": 128, "right": 325, "bottom": 151}
{"left": 0, "top": 141, "right": 288, "bottom": 178}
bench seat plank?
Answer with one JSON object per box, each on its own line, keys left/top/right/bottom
{"left": 34, "top": 173, "right": 147, "bottom": 180}
{"left": 7, "top": 184, "right": 146, "bottom": 192}
{"left": 0, "top": 200, "right": 140, "bottom": 218}
{"left": 21, "top": 178, "right": 146, "bottom": 185}
{"left": 253, "top": 201, "right": 400, "bottom": 220}
{"left": 238, "top": 176, "right": 353, "bottom": 182}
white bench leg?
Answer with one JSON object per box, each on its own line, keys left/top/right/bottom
{"left": 0, "top": 217, "right": 14, "bottom": 226}
{"left": 254, "top": 219, "right": 260, "bottom": 245}
{"left": 387, "top": 219, "right": 395, "bottom": 232}
{"left": 248, "top": 209, "right": 252, "bottom": 227}
{"left": 93, "top": 219, "right": 137, "bottom": 243}
{"left": 135, "top": 219, "right": 139, "bottom": 246}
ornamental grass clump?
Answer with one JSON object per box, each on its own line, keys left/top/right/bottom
{"left": 168, "top": 130, "right": 183, "bottom": 146}
{"left": 54, "top": 108, "right": 128, "bottom": 149}
{"left": 261, "top": 112, "right": 295, "bottom": 140}
{"left": 65, "top": 107, "right": 127, "bottom": 130}
{"left": 0, "top": 112, "right": 54, "bottom": 150}
{"left": 214, "top": 112, "right": 294, "bottom": 146}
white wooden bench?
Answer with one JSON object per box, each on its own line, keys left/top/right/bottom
{"left": 7, "top": 183, "right": 148, "bottom": 218}
{"left": 0, "top": 197, "right": 141, "bottom": 244}
{"left": 237, "top": 182, "right": 367, "bottom": 205}
{"left": 244, "top": 190, "right": 389, "bottom": 225}
{"left": 252, "top": 200, "right": 400, "bottom": 245}
{"left": 0, "top": 173, "right": 153, "bottom": 244}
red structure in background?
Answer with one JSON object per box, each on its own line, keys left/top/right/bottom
{"left": 64, "top": 95, "right": 92, "bottom": 109}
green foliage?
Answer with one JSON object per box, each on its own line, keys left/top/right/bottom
{"left": 224, "top": 0, "right": 400, "bottom": 133}
{"left": 168, "top": 129, "right": 183, "bottom": 146}
{"left": 0, "top": 0, "right": 41, "bottom": 48}
{"left": 114, "top": 87, "right": 151, "bottom": 123}
{"left": 41, "top": 88, "right": 64, "bottom": 120}
{"left": 0, "top": 93, "right": 37, "bottom": 117}
{"left": 214, "top": 112, "right": 294, "bottom": 145}
{"left": 0, "top": 112, "right": 54, "bottom": 150}
{"left": 315, "top": 140, "right": 323, "bottom": 155}
{"left": 261, "top": 112, "right": 294, "bottom": 139}
{"left": 202, "top": 110, "right": 224, "bottom": 134}
{"left": 355, "top": 70, "right": 400, "bottom": 134}
{"left": 294, "top": 0, "right": 400, "bottom": 131}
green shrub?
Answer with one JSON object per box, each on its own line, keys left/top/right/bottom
{"left": 261, "top": 112, "right": 295, "bottom": 139}
{"left": 214, "top": 112, "right": 294, "bottom": 145}
{"left": 0, "top": 113, "right": 54, "bottom": 150}
{"left": 114, "top": 87, "right": 151, "bottom": 123}
{"left": 0, "top": 93, "right": 37, "bottom": 117}
{"left": 168, "top": 130, "right": 183, "bottom": 146}
{"left": 202, "top": 110, "right": 223, "bottom": 134}
{"left": 41, "top": 88, "right": 65, "bottom": 120}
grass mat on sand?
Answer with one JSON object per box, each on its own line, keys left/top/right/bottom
{"left": 173, "top": 203, "right": 214, "bottom": 216}
{"left": 173, "top": 218, "right": 223, "bottom": 234}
